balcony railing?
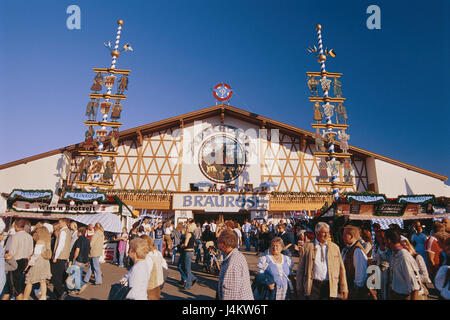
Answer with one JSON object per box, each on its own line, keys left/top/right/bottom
{"left": 270, "top": 192, "right": 333, "bottom": 211}
{"left": 106, "top": 190, "right": 172, "bottom": 209}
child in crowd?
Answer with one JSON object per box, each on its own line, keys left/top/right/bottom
{"left": 206, "top": 243, "right": 220, "bottom": 273}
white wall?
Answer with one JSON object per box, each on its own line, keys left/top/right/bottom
{"left": 366, "top": 157, "right": 379, "bottom": 192}
{"left": 0, "top": 152, "right": 71, "bottom": 194}
{"left": 0, "top": 197, "right": 6, "bottom": 213}
{"left": 373, "top": 158, "right": 450, "bottom": 197}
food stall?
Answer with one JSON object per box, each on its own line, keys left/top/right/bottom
{"left": 0, "top": 189, "right": 134, "bottom": 264}
{"left": 314, "top": 193, "right": 449, "bottom": 246}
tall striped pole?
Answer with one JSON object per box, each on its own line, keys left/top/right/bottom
{"left": 315, "top": 24, "right": 339, "bottom": 201}
{"left": 93, "top": 20, "right": 124, "bottom": 190}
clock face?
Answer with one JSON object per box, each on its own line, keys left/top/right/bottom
{"left": 199, "top": 135, "right": 246, "bottom": 183}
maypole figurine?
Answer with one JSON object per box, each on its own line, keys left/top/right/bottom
{"left": 74, "top": 19, "right": 132, "bottom": 191}
{"left": 90, "top": 73, "right": 104, "bottom": 93}
{"left": 343, "top": 159, "right": 353, "bottom": 183}
{"left": 314, "top": 129, "right": 326, "bottom": 153}
{"left": 307, "top": 24, "right": 353, "bottom": 200}
{"left": 313, "top": 102, "right": 323, "bottom": 123}
{"left": 103, "top": 157, "right": 115, "bottom": 183}
{"left": 318, "top": 158, "right": 329, "bottom": 183}
{"left": 78, "top": 156, "right": 91, "bottom": 182}
{"left": 117, "top": 74, "right": 129, "bottom": 95}
{"left": 86, "top": 99, "right": 99, "bottom": 121}
{"left": 111, "top": 100, "right": 122, "bottom": 122}
{"left": 307, "top": 76, "right": 319, "bottom": 96}
{"left": 333, "top": 77, "right": 342, "bottom": 97}
{"left": 336, "top": 103, "right": 347, "bottom": 124}
{"left": 338, "top": 130, "right": 350, "bottom": 154}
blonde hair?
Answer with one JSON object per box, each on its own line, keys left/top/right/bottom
{"left": 94, "top": 223, "right": 104, "bottom": 233}
{"left": 401, "top": 238, "right": 417, "bottom": 256}
{"left": 141, "top": 235, "right": 157, "bottom": 251}
{"left": 187, "top": 223, "right": 196, "bottom": 233}
{"left": 129, "top": 238, "right": 150, "bottom": 259}
{"left": 33, "top": 227, "right": 51, "bottom": 245}
{"left": 34, "top": 222, "right": 43, "bottom": 230}
{"left": 261, "top": 224, "right": 268, "bottom": 233}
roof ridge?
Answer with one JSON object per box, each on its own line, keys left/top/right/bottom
{"left": 0, "top": 104, "right": 447, "bottom": 181}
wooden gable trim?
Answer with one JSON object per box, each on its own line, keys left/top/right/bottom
{"left": 1, "top": 104, "right": 447, "bottom": 182}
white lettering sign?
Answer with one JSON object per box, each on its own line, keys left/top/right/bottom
{"left": 398, "top": 196, "right": 433, "bottom": 204}
{"left": 347, "top": 195, "right": 385, "bottom": 203}
{"left": 9, "top": 190, "right": 52, "bottom": 200}
{"left": 62, "top": 192, "right": 107, "bottom": 202}
{"left": 13, "top": 201, "right": 119, "bottom": 214}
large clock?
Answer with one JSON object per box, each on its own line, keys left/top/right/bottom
{"left": 199, "top": 135, "right": 246, "bottom": 183}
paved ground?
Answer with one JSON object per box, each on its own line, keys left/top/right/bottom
{"left": 64, "top": 249, "right": 268, "bottom": 300}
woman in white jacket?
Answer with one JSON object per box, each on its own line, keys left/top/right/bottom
{"left": 121, "top": 238, "right": 153, "bottom": 300}
{"left": 141, "top": 235, "right": 168, "bottom": 300}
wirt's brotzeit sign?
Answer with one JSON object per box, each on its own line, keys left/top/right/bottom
{"left": 12, "top": 201, "right": 120, "bottom": 214}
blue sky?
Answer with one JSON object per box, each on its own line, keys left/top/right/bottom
{"left": 0, "top": 0, "right": 449, "bottom": 184}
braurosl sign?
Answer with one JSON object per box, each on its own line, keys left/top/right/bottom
{"left": 173, "top": 193, "right": 269, "bottom": 212}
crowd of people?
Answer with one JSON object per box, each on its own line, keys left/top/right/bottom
{"left": 215, "top": 217, "right": 450, "bottom": 300}
{"left": 0, "top": 218, "right": 105, "bottom": 300}
{"left": 0, "top": 215, "right": 449, "bottom": 300}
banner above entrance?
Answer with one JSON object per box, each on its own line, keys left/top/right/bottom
{"left": 173, "top": 193, "right": 269, "bottom": 211}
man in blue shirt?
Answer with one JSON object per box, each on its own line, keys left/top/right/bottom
{"left": 154, "top": 222, "right": 164, "bottom": 253}
{"left": 242, "top": 219, "right": 252, "bottom": 251}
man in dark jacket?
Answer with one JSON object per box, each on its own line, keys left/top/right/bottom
{"left": 71, "top": 227, "right": 90, "bottom": 293}
{"left": 201, "top": 225, "right": 216, "bottom": 263}
{"left": 278, "top": 224, "right": 294, "bottom": 257}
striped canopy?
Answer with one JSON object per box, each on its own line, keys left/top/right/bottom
{"left": 371, "top": 217, "right": 404, "bottom": 230}
{"left": 67, "top": 212, "right": 122, "bottom": 234}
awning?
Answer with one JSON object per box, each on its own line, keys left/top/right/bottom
{"left": 0, "top": 211, "right": 70, "bottom": 220}
{"left": 67, "top": 212, "right": 122, "bottom": 234}
{"left": 0, "top": 211, "right": 123, "bottom": 233}
{"left": 345, "top": 213, "right": 449, "bottom": 221}
{"left": 370, "top": 217, "right": 404, "bottom": 230}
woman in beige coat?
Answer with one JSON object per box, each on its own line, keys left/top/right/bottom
{"left": 82, "top": 223, "right": 104, "bottom": 286}
{"left": 23, "top": 227, "right": 52, "bottom": 300}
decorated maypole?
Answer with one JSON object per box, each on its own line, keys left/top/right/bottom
{"left": 74, "top": 19, "right": 132, "bottom": 191}
{"left": 307, "top": 24, "right": 353, "bottom": 201}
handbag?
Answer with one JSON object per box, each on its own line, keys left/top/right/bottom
{"left": 108, "top": 282, "right": 132, "bottom": 300}
{"left": 41, "top": 244, "right": 52, "bottom": 260}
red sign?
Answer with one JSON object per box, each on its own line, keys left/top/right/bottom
{"left": 213, "top": 83, "right": 233, "bottom": 101}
